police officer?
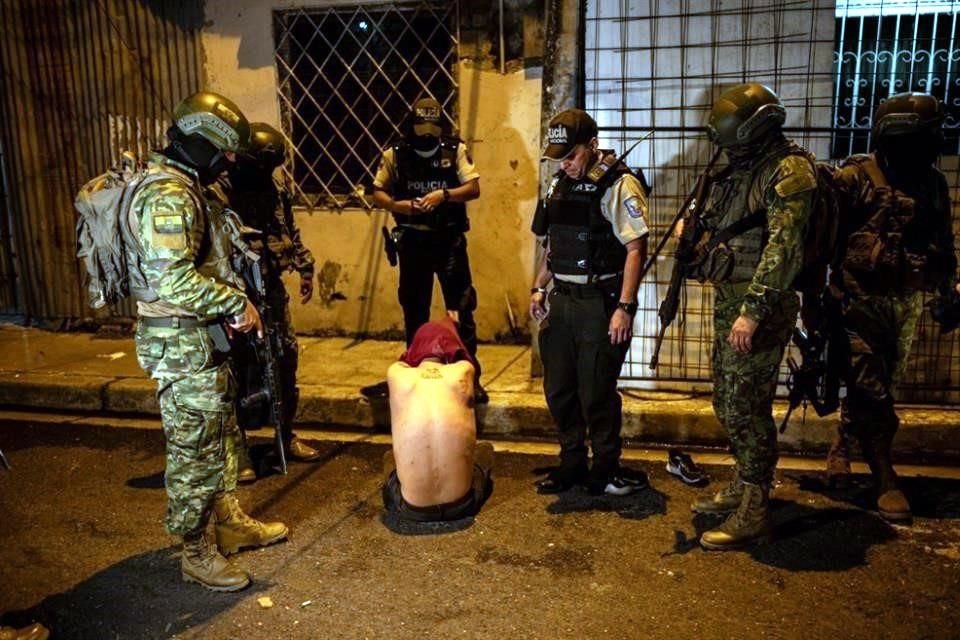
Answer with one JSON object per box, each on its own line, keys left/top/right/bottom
{"left": 131, "top": 92, "right": 288, "bottom": 591}
{"left": 372, "top": 97, "right": 486, "bottom": 402}
{"left": 690, "top": 84, "right": 817, "bottom": 549}
{"left": 825, "top": 93, "right": 958, "bottom": 522}
{"left": 221, "top": 122, "right": 321, "bottom": 479}
{"left": 529, "top": 108, "right": 650, "bottom": 496}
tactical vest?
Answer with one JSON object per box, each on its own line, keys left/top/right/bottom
{"left": 134, "top": 160, "right": 247, "bottom": 318}
{"left": 840, "top": 154, "right": 954, "bottom": 295}
{"left": 691, "top": 142, "right": 814, "bottom": 284}
{"left": 392, "top": 137, "right": 468, "bottom": 231}
{"left": 541, "top": 163, "right": 631, "bottom": 278}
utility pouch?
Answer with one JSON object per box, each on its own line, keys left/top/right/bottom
{"left": 208, "top": 324, "right": 232, "bottom": 354}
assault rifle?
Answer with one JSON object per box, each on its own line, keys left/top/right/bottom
{"left": 230, "top": 240, "right": 289, "bottom": 475}
{"left": 779, "top": 325, "right": 841, "bottom": 433}
{"left": 649, "top": 148, "right": 724, "bottom": 369}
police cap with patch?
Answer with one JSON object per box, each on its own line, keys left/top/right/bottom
{"left": 542, "top": 109, "right": 598, "bottom": 160}
{"left": 412, "top": 97, "right": 444, "bottom": 137}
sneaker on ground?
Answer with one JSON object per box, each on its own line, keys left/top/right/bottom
{"left": 604, "top": 468, "right": 649, "bottom": 496}
{"left": 665, "top": 448, "right": 709, "bottom": 485}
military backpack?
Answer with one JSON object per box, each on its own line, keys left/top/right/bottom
{"left": 74, "top": 153, "right": 162, "bottom": 309}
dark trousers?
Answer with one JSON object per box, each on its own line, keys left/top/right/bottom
{"left": 538, "top": 280, "right": 629, "bottom": 474}
{"left": 397, "top": 227, "right": 479, "bottom": 375}
{"left": 381, "top": 443, "right": 494, "bottom": 522}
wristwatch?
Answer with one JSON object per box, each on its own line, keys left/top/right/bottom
{"left": 617, "top": 301, "right": 638, "bottom": 315}
{"left": 531, "top": 287, "right": 547, "bottom": 295}
{"left": 442, "top": 188, "right": 450, "bottom": 202}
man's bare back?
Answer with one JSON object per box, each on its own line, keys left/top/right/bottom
{"left": 387, "top": 358, "right": 476, "bottom": 507}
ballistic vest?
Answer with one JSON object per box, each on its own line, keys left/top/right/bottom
{"left": 694, "top": 141, "right": 814, "bottom": 284}
{"left": 392, "top": 137, "right": 468, "bottom": 231}
{"left": 541, "top": 162, "right": 631, "bottom": 278}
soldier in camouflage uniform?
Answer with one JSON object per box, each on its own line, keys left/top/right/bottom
{"left": 825, "top": 93, "right": 958, "bottom": 522}
{"left": 220, "top": 122, "right": 321, "bottom": 480}
{"left": 131, "top": 92, "right": 288, "bottom": 591}
{"left": 689, "top": 84, "right": 816, "bottom": 549}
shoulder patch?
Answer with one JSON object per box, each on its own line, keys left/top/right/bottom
{"left": 139, "top": 178, "right": 196, "bottom": 252}
{"left": 773, "top": 154, "right": 817, "bottom": 199}
{"left": 624, "top": 196, "right": 644, "bottom": 219}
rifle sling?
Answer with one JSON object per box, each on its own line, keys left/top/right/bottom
{"left": 703, "top": 210, "right": 767, "bottom": 252}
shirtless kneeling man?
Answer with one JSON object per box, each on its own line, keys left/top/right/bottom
{"left": 383, "top": 316, "right": 493, "bottom": 522}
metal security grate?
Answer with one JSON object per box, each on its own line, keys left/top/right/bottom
{"left": 585, "top": 0, "right": 960, "bottom": 404}
{"left": 833, "top": 1, "right": 960, "bottom": 157}
{"left": 273, "top": 2, "right": 459, "bottom": 210}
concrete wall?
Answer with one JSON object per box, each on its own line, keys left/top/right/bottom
{"left": 201, "top": 1, "right": 542, "bottom": 341}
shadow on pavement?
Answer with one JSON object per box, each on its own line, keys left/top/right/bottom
{"left": 545, "top": 486, "right": 669, "bottom": 520}
{"left": 790, "top": 472, "right": 960, "bottom": 520}
{"left": 0, "top": 546, "right": 265, "bottom": 639}
{"left": 669, "top": 499, "right": 895, "bottom": 570}
{"left": 126, "top": 470, "right": 165, "bottom": 490}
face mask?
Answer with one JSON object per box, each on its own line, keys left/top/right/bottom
{"left": 878, "top": 132, "right": 941, "bottom": 171}
{"left": 412, "top": 134, "right": 439, "bottom": 154}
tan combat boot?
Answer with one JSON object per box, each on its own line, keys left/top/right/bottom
{"left": 0, "top": 624, "right": 50, "bottom": 640}
{"left": 237, "top": 431, "right": 256, "bottom": 484}
{"left": 691, "top": 469, "right": 744, "bottom": 514}
{"left": 699, "top": 481, "right": 771, "bottom": 550}
{"left": 181, "top": 531, "right": 250, "bottom": 592}
{"left": 860, "top": 432, "right": 911, "bottom": 523}
{"left": 825, "top": 427, "right": 852, "bottom": 488}
{"left": 213, "top": 492, "right": 289, "bottom": 555}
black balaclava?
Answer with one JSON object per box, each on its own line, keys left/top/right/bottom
{"left": 877, "top": 130, "right": 942, "bottom": 178}
{"left": 228, "top": 151, "right": 279, "bottom": 193}
{"left": 163, "top": 126, "right": 232, "bottom": 185}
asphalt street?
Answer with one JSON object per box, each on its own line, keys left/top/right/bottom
{"left": 1, "top": 417, "right": 959, "bottom": 639}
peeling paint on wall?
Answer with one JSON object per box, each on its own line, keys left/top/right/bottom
{"left": 317, "top": 260, "right": 344, "bottom": 308}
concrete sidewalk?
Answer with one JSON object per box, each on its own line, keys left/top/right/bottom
{"left": 0, "top": 323, "right": 958, "bottom": 458}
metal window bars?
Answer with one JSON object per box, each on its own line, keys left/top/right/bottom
{"left": 833, "top": 1, "right": 960, "bottom": 156}
{"left": 585, "top": 0, "right": 960, "bottom": 404}
{"left": 273, "top": 2, "right": 459, "bottom": 211}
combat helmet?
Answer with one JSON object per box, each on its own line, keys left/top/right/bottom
{"left": 871, "top": 92, "right": 944, "bottom": 143}
{"left": 248, "top": 122, "right": 287, "bottom": 169}
{"left": 173, "top": 91, "right": 250, "bottom": 153}
{"left": 707, "top": 84, "right": 786, "bottom": 148}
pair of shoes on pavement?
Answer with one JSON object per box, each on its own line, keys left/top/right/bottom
{"left": 536, "top": 465, "right": 648, "bottom": 496}
{"left": 588, "top": 466, "right": 649, "bottom": 496}
{"left": 665, "top": 448, "right": 709, "bottom": 485}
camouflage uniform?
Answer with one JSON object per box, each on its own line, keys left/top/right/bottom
{"left": 220, "top": 171, "right": 314, "bottom": 438}
{"left": 132, "top": 153, "right": 248, "bottom": 536}
{"left": 699, "top": 140, "right": 816, "bottom": 485}
{"left": 832, "top": 153, "right": 954, "bottom": 455}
